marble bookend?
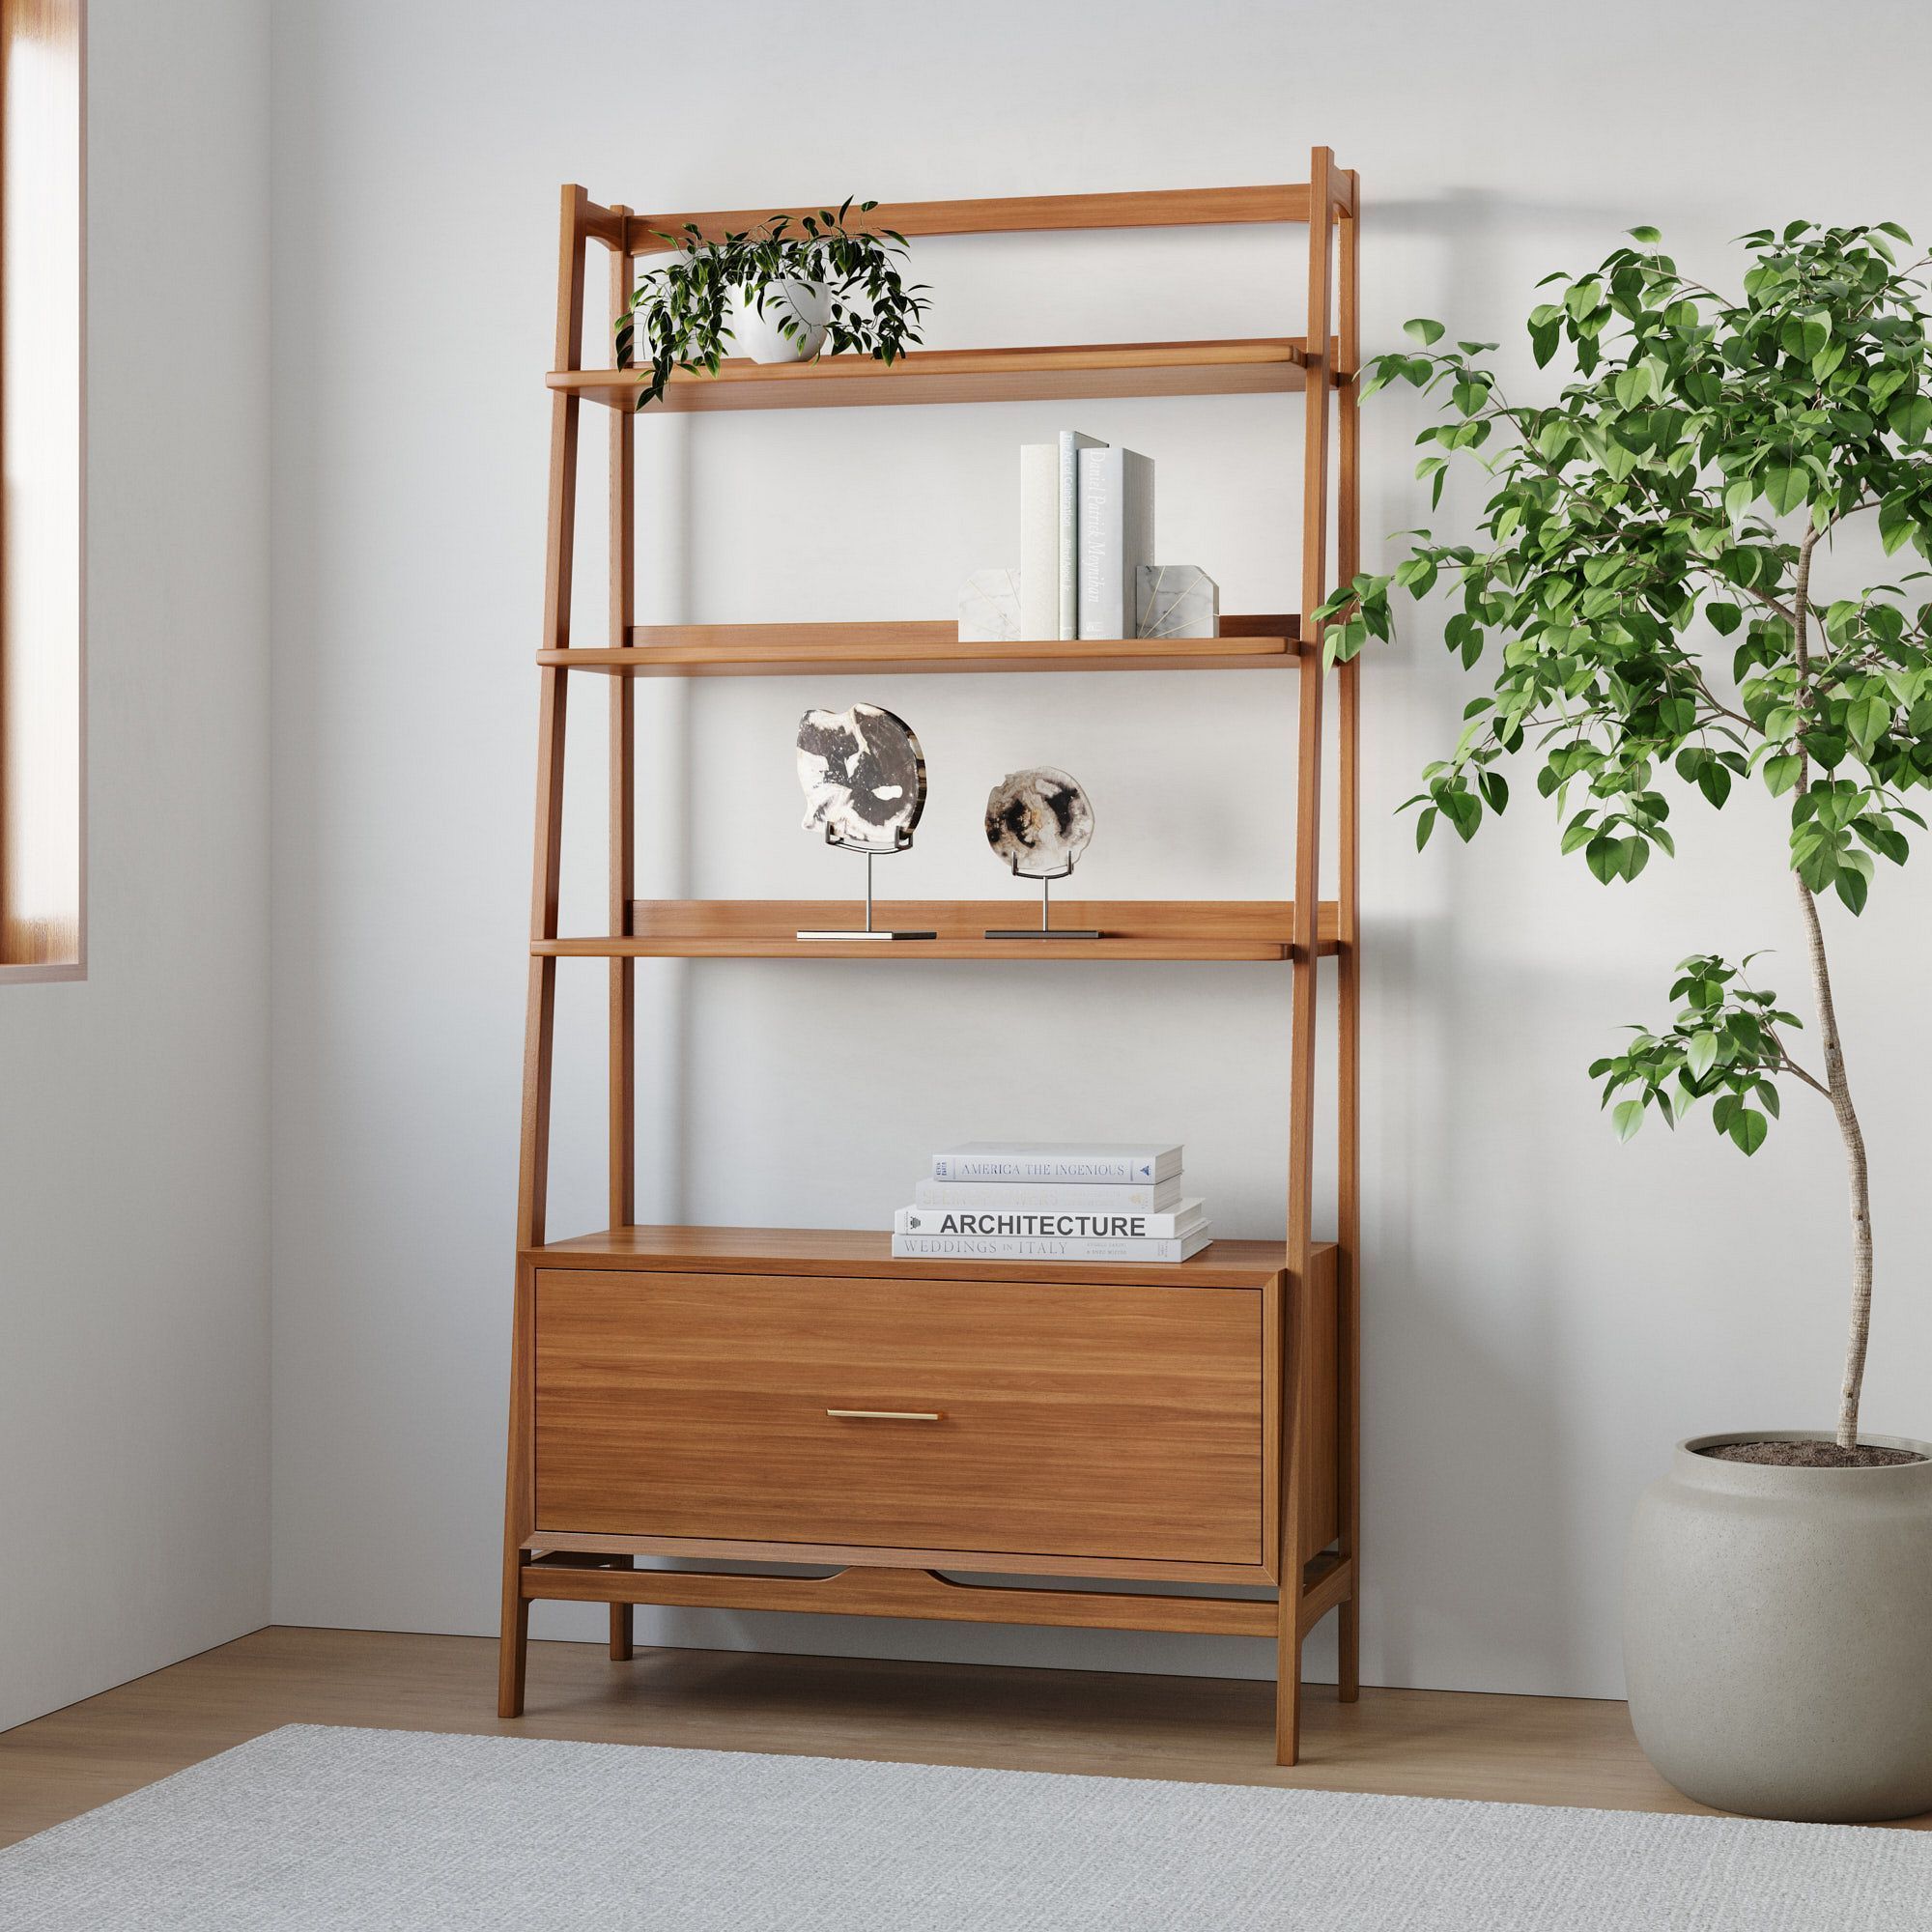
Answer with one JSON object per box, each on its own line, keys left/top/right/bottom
{"left": 984, "top": 767, "right": 1095, "bottom": 877}
{"left": 796, "top": 703, "right": 927, "bottom": 850}
{"left": 1135, "top": 565, "right": 1220, "bottom": 639}
{"left": 957, "top": 568, "right": 1024, "bottom": 642}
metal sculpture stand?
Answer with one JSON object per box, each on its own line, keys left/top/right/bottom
{"left": 984, "top": 855, "right": 1101, "bottom": 940}
{"left": 797, "top": 824, "right": 936, "bottom": 941}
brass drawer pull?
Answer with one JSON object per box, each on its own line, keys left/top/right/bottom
{"left": 825, "top": 1408, "right": 945, "bottom": 1422}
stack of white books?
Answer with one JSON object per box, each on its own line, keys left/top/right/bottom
{"left": 1020, "top": 432, "right": 1153, "bottom": 641}
{"left": 892, "top": 1141, "right": 1209, "bottom": 1264}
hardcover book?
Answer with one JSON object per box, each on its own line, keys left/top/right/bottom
{"left": 1056, "top": 431, "right": 1105, "bottom": 639}
{"left": 1076, "top": 446, "right": 1154, "bottom": 640}
{"left": 1019, "top": 442, "right": 1059, "bottom": 640}
{"left": 930, "top": 1141, "right": 1183, "bottom": 1184}
{"left": 891, "top": 1229, "right": 1211, "bottom": 1264}
{"left": 913, "top": 1176, "right": 1182, "bottom": 1212}
{"left": 896, "top": 1199, "right": 1206, "bottom": 1240}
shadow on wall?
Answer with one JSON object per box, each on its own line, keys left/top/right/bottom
{"left": 1370, "top": 923, "right": 1590, "bottom": 1698}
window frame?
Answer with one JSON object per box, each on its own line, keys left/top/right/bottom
{"left": 0, "top": 0, "right": 86, "bottom": 983}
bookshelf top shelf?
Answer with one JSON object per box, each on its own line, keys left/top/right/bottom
{"left": 614, "top": 179, "right": 1355, "bottom": 255}
{"left": 552, "top": 338, "right": 1322, "bottom": 413}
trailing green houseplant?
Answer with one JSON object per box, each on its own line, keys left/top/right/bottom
{"left": 616, "top": 199, "right": 930, "bottom": 406}
{"left": 1319, "top": 218, "right": 1932, "bottom": 1459}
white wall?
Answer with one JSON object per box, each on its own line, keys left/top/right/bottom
{"left": 267, "top": 0, "right": 1932, "bottom": 1699}
{"left": 0, "top": 0, "right": 271, "bottom": 1731}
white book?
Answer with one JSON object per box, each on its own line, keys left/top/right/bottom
{"left": 1019, "top": 443, "right": 1059, "bottom": 640}
{"left": 896, "top": 1199, "right": 1207, "bottom": 1240}
{"left": 1056, "top": 431, "right": 1105, "bottom": 639}
{"left": 1076, "top": 446, "right": 1154, "bottom": 639}
{"left": 931, "top": 1141, "right": 1183, "bottom": 1184}
{"left": 914, "top": 1175, "right": 1182, "bottom": 1212}
{"left": 893, "top": 1229, "right": 1212, "bottom": 1264}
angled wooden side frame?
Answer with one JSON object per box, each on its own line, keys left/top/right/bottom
{"left": 500, "top": 155, "right": 1363, "bottom": 1767}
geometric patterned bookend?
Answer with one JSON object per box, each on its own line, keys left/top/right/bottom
{"left": 957, "top": 568, "right": 1024, "bottom": 642}
{"left": 1135, "top": 564, "right": 1220, "bottom": 639}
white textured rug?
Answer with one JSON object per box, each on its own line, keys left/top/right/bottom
{"left": 1, "top": 1724, "right": 1926, "bottom": 1930}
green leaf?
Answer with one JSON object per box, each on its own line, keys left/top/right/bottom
{"left": 1404, "top": 317, "right": 1445, "bottom": 346}
{"left": 1696, "top": 760, "right": 1733, "bottom": 809}
{"left": 1628, "top": 225, "right": 1662, "bottom": 244}
{"left": 1847, "top": 694, "right": 1890, "bottom": 751}
{"left": 1685, "top": 1031, "right": 1719, "bottom": 1080}
{"left": 1584, "top": 835, "right": 1622, "bottom": 884}
{"left": 1878, "top": 495, "right": 1918, "bottom": 555}
{"left": 1763, "top": 463, "right": 1808, "bottom": 516}
{"left": 1835, "top": 866, "right": 1870, "bottom": 915}
{"left": 1612, "top": 1098, "right": 1645, "bottom": 1142}
{"left": 1762, "top": 753, "right": 1803, "bottom": 796}
{"left": 1890, "top": 394, "right": 1932, "bottom": 443}
{"left": 1728, "top": 1108, "right": 1769, "bottom": 1155}
{"left": 1613, "top": 365, "right": 1655, "bottom": 410}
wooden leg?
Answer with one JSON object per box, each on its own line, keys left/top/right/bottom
{"left": 1339, "top": 1596, "right": 1361, "bottom": 1702}
{"left": 1276, "top": 1618, "right": 1304, "bottom": 1765}
{"left": 610, "top": 1556, "right": 635, "bottom": 1661}
{"left": 498, "top": 1555, "right": 529, "bottom": 1719}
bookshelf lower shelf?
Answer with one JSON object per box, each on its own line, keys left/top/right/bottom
{"left": 526, "top": 1222, "right": 1309, "bottom": 1290}
{"left": 532, "top": 899, "right": 1339, "bottom": 961}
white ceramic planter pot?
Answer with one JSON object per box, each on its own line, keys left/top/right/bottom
{"left": 1624, "top": 1430, "right": 1932, "bottom": 1822}
{"left": 729, "top": 278, "right": 831, "bottom": 363}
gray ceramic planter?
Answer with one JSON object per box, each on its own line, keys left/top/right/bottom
{"left": 1625, "top": 1430, "right": 1932, "bottom": 1823}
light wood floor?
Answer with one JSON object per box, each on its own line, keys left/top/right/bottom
{"left": 5, "top": 1627, "right": 1929, "bottom": 1847}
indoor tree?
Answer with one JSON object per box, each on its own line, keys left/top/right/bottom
{"left": 1318, "top": 219, "right": 1932, "bottom": 1453}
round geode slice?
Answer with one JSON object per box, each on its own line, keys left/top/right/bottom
{"left": 796, "top": 704, "right": 927, "bottom": 848}
{"left": 984, "top": 767, "right": 1094, "bottom": 877}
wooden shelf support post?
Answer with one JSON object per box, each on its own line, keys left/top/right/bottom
{"left": 1278, "top": 144, "right": 1336, "bottom": 1768}
{"left": 1334, "top": 168, "right": 1363, "bottom": 1708}
{"left": 606, "top": 208, "right": 639, "bottom": 1667}
{"left": 502, "top": 183, "right": 591, "bottom": 1720}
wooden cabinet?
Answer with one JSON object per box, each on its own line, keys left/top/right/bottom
{"left": 507, "top": 1232, "right": 1345, "bottom": 1685}
{"left": 533, "top": 1268, "right": 1267, "bottom": 1565}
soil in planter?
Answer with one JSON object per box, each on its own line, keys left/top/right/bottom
{"left": 1699, "top": 1439, "right": 1925, "bottom": 1468}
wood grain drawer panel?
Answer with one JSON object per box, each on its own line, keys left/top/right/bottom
{"left": 533, "top": 1270, "right": 1264, "bottom": 1565}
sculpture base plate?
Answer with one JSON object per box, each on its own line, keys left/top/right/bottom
{"left": 796, "top": 928, "right": 938, "bottom": 942}
{"left": 982, "top": 927, "right": 1103, "bottom": 940}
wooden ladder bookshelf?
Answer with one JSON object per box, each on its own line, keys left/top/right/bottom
{"left": 501, "top": 152, "right": 1361, "bottom": 1767}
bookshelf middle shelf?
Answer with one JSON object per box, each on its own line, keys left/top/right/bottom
{"left": 537, "top": 616, "right": 1302, "bottom": 678}
{"left": 532, "top": 899, "right": 1340, "bottom": 962}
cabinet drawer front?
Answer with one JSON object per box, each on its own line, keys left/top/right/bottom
{"left": 534, "top": 1269, "right": 1263, "bottom": 1565}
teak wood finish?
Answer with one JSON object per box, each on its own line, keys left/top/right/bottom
{"left": 501, "top": 157, "right": 1363, "bottom": 1765}
{"left": 539, "top": 613, "right": 1301, "bottom": 678}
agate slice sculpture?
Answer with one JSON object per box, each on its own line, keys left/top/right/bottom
{"left": 796, "top": 703, "right": 927, "bottom": 852}
{"left": 794, "top": 704, "right": 935, "bottom": 941}
{"left": 984, "top": 767, "right": 1094, "bottom": 876}
{"left": 982, "top": 767, "right": 1101, "bottom": 939}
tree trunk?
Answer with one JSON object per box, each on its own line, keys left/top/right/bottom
{"left": 1792, "top": 873, "right": 1875, "bottom": 1448}
{"left": 1787, "top": 532, "right": 1875, "bottom": 1451}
